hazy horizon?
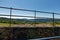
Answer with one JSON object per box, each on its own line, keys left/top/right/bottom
{"left": 0, "top": 15, "right": 60, "bottom": 19}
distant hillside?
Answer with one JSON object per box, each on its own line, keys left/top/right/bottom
{"left": 0, "top": 17, "right": 60, "bottom": 24}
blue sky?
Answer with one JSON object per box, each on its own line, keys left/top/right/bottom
{"left": 0, "top": 0, "right": 60, "bottom": 19}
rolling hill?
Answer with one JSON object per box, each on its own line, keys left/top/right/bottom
{"left": 0, "top": 17, "right": 60, "bottom": 23}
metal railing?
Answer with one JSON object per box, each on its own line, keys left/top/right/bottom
{"left": 0, "top": 6, "right": 60, "bottom": 40}
{"left": 0, "top": 6, "right": 60, "bottom": 27}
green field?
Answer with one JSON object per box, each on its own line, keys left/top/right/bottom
{"left": 0, "top": 22, "right": 60, "bottom": 27}
{"left": 0, "top": 17, "right": 60, "bottom": 27}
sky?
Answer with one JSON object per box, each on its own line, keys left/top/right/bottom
{"left": 0, "top": 0, "right": 60, "bottom": 19}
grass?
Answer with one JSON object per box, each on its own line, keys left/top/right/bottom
{"left": 0, "top": 22, "right": 60, "bottom": 27}
{"left": 0, "top": 23, "right": 10, "bottom": 27}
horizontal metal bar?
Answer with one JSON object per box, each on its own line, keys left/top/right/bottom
{"left": 0, "top": 14, "right": 35, "bottom": 18}
{"left": 0, "top": 6, "right": 12, "bottom": 9}
{"left": 0, "top": 14, "right": 59, "bottom": 19}
{"left": 0, "top": 14, "right": 33, "bottom": 18}
{"left": 0, "top": 14, "right": 55, "bottom": 19}
{"left": 29, "top": 36, "right": 60, "bottom": 40}
{"left": 0, "top": 6, "right": 60, "bottom": 15}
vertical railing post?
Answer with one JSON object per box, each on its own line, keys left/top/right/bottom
{"left": 53, "top": 13, "right": 54, "bottom": 27}
{"left": 8, "top": 7, "right": 13, "bottom": 40}
{"left": 53, "top": 13, "right": 55, "bottom": 36}
{"left": 10, "top": 7, "right": 14, "bottom": 40}
{"left": 10, "top": 8, "right": 12, "bottom": 27}
{"left": 34, "top": 10, "right": 36, "bottom": 27}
